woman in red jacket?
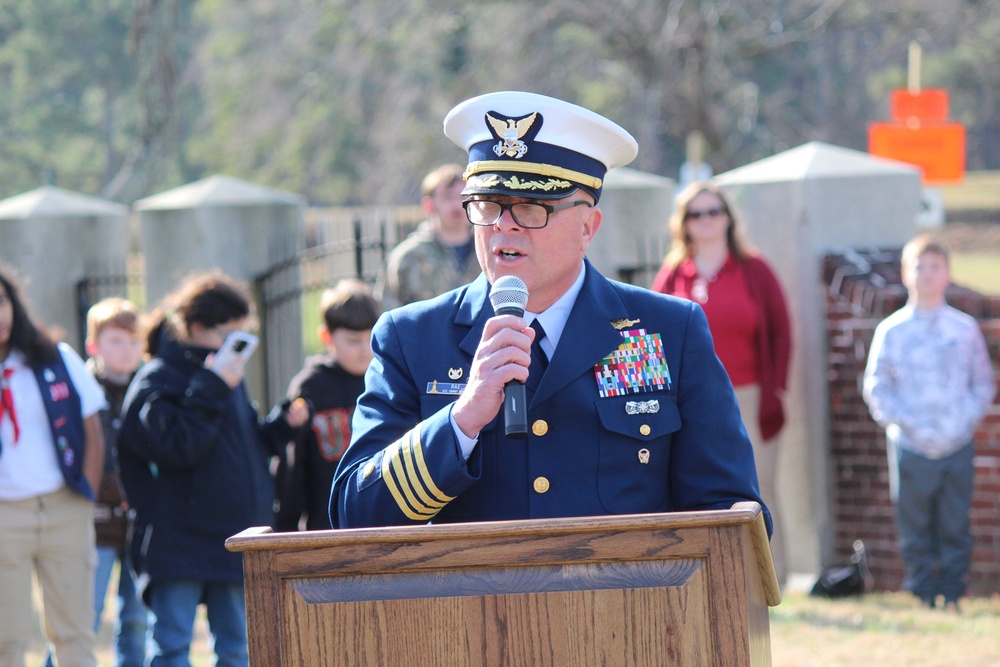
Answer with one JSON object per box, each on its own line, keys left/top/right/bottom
{"left": 652, "top": 181, "right": 792, "bottom": 585}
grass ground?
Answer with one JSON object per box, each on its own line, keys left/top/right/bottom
{"left": 940, "top": 171, "right": 1000, "bottom": 211}
{"left": 771, "top": 590, "right": 1000, "bottom": 667}
{"left": 951, "top": 252, "right": 1000, "bottom": 296}
{"left": 26, "top": 577, "right": 1000, "bottom": 666}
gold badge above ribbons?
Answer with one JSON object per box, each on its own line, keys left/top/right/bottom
{"left": 611, "top": 318, "right": 641, "bottom": 330}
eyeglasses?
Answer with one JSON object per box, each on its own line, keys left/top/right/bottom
{"left": 684, "top": 207, "right": 726, "bottom": 221}
{"left": 463, "top": 199, "right": 591, "bottom": 229}
{"left": 684, "top": 208, "right": 727, "bottom": 220}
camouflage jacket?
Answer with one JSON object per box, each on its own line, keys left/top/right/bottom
{"left": 375, "top": 221, "right": 481, "bottom": 310}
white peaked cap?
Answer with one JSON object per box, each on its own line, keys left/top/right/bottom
{"left": 443, "top": 91, "right": 638, "bottom": 201}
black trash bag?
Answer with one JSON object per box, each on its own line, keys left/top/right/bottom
{"left": 810, "top": 539, "right": 874, "bottom": 598}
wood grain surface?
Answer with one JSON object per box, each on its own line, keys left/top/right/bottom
{"left": 227, "top": 504, "right": 778, "bottom": 666}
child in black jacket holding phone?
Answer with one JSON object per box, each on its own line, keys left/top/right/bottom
{"left": 119, "top": 270, "right": 307, "bottom": 667}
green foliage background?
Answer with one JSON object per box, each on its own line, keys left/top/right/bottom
{"left": 1, "top": 0, "right": 997, "bottom": 206}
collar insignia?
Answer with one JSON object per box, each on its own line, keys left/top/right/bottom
{"left": 485, "top": 111, "right": 540, "bottom": 159}
{"left": 611, "top": 318, "right": 641, "bottom": 330}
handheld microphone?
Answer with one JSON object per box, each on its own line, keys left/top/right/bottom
{"left": 489, "top": 275, "right": 530, "bottom": 439}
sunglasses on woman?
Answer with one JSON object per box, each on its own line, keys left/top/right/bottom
{"left": 685, "top": 207, "right": 726, "bottom": 221}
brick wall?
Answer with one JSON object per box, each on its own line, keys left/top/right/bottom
{"left": 824, "top": 248, "right": 1000, "bottom": 596}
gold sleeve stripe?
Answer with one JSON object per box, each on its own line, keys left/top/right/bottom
{"left": 381, "top": 432, "right": 438, "bottom": 521}
{"left": 405, "top": 427, "right": 456, "bottom": 504}
{"left": 464, "top": 160, "right": 602, "bottom": 190}
{"left": 389, "top": 437, "right": 442, "bottom": 518}
{"left": 399, "top": 439, "right": 449, "bottom": 511}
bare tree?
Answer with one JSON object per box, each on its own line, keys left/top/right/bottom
{"left": 103, "top": 0, "right": 186, "bottom": 203}
{"left": 184, "top": 0, "right": 998, "bottom": 202}
{"left": 517, "top": 0, "right": 908, "bottom": 175}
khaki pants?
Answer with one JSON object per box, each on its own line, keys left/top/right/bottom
{"left": 734, "top": 384, "right": 786, "bottom": 587}
{"left": 0, "top": 486, "right": 97, "bottom": 667}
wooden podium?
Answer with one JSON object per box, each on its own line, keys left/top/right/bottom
{"left": 226, "top": 502, "right": 780, "bottom": 666}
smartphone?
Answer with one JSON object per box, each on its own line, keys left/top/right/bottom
{"left": 213, "top": 331, "right": 259, "bottom": 372}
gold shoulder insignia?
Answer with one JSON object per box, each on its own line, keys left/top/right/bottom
{"left": 611, "top": 318, "right": 641, "bottom": 330}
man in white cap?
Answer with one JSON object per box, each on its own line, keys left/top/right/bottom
{"left": 332, "top": 91, "right": 769, "bottom": 534}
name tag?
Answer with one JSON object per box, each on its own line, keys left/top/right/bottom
{"left": 426, "top": 381, "right": 465, "bottom": 395}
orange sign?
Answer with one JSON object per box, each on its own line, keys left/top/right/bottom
{"left": 890, "top": 89, "right": 949, "bottom": 123}
{"left": 868, "top": 122, "right": 965, "bottom": 185}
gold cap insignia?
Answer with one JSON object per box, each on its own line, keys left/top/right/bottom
{"left": 611, "top": 318, "right": 641, "bottom": 330}
{"left": 486, "top": 111, "right": 538, "bottom": 159}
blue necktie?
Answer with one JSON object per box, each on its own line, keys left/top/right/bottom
{"left": 526, "top": 319, "right": 548, "bottom": 393}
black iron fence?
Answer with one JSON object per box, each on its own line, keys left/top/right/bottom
{"left": 73, "top": 206, "right": 423, "bottom": 405}
{"left": 253, "top": 205, "right": 423, "bottom": 402}
{"left": 74, "top": 255, "right": 146, "bottom": 348}
{"left": 73, "top": 203, "right": 667, "bottom": 405}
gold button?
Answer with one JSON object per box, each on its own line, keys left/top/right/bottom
{"left": 531, "top": 420, "right": 549, "bottom": 436}
{"left": 362, "top": 461, "right": 376, "bottom": 479}
{"left": 639, "top": 424, "right": 651, "bottom": 436}
{"left": 533, "top": 477, "right": 550, "bottom": 494}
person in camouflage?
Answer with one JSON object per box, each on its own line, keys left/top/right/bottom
{"left": 375, "top": 164, "right": 481, "bottom": 309}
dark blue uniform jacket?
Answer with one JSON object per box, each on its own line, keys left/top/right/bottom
{"left": 332, "top": 261, "right": 771, "bottom": 535}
